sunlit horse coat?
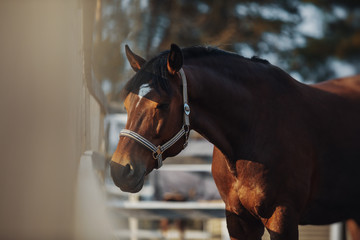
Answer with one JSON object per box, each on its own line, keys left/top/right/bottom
{"left": 111, "top": 44, "right": 360, "bottom": 240}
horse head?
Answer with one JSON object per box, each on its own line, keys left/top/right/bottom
{"left": 110, "top": 44, "right": 190, "bottom": 193}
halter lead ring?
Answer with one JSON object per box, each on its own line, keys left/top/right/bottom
{"left": 119, "top": 68, "right": 190, "bottom": 169}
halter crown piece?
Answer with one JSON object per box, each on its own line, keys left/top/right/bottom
{"left": 119, "top": 68, "right": 190, "bottom": 169}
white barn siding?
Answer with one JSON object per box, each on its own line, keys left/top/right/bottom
{"left": 0, "top": 1, "right": 109, "bottom": 239}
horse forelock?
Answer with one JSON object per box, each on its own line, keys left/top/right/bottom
{"left": 121, "top": 52, "right": 172, "bottom": 100}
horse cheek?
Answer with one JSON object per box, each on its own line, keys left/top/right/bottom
{"left": 155, "top": 117, "right": 164, "bottom": 135}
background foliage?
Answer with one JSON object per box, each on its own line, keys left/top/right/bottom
{"left": 93, "top": 0, "right": 360, "bottom": 102}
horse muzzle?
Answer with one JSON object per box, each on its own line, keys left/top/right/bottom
{"left": 110, "top": 161, "right": 145, "bottom": 193}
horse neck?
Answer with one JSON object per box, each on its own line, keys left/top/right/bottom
{"left": 184, "top": 63, "right": 254, "bottom": 160}
{"left": 184, "top": 59, "right": 302, "bottom": 161}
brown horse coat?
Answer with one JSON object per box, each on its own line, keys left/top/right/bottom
{"left": 111, "top": 44, "right": 360, "bottom": 240}
{"left": 212, "top": 74, "right": 360, "bottom": 239}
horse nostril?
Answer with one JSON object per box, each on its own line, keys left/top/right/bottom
{"left": 110, "top": 161, "right": 140, "bottom": 191}
{"left": 110, "top": 161, "right": 134, "bottom": 180}
{"left": 110, "top": 161, "right": 126, "bottom": 185}
{"left": 123, "top": 163, "right": 132, "bottom": 176}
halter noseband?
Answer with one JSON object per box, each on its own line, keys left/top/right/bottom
{"left": 119, "top": 68, "right": 190, "bottom": 169}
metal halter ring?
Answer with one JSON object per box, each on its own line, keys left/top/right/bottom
{"left": 184, "top": 103, "right": 190, "bottom": 115}
{"left": 152, "top": 146, "right": 163, "bottom": 160}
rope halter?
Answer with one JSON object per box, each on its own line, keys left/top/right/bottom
{"left": 119, "top": 68, "right": 190, "bottom": 169}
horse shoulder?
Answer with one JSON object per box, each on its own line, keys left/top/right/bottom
{"left": 212, "top": 147, "right": 241, "bottom": 212}
{"left": 212, "top": 147, "right": 282, "bottom": 229}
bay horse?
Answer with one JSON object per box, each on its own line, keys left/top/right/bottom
{"left": 110, "top": 44, "right": 360, "bottom": 240}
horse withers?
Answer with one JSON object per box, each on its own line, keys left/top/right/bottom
{"left": 110, "top": 44, "right": 360, "bottom": 240}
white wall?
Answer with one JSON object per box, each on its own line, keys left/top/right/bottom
{"left": 0, "top": 1, "right": 107, "bottom": 239}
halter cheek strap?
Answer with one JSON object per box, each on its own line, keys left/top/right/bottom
{"left": 119, "top": 68, "right": 190, "bottom": 169}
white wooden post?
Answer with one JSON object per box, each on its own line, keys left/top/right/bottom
{"left": 221, "top": 218, "right": 231, "bottom": 240}
{"left": 129, "top": 193, "right": 140, "bottom": 240}
{"left": 330, "top": 222, "right": 344, "bottom": 240}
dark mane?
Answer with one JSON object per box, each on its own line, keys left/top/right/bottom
{"left": 121, "top": 46, "right": 270, "bottom": 99}
{"left": 182, "top": 46, "right": 269, "bottom": 64}
{"left": 251, "top": 56, "right": 270, "bottom": 64}
{"left": 121, "top": 51, "right": 171, "bottom": 99}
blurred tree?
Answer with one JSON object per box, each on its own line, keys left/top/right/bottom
{"left": 93, "top": 0, "right": 360, "bottom": 102}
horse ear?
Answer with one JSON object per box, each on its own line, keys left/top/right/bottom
{"left": 125, "top": 45, "right": 146, "bottom": 72}
{"left": 167, "top": 44, "right": 183, "bottom": 75}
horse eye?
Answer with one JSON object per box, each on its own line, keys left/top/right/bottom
{"left": 156, "top": 103, "right": 170, "bottom": 110}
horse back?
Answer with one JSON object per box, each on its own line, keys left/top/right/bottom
{"left": 311, "top": 74, "right": 360, "bottom": 100}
